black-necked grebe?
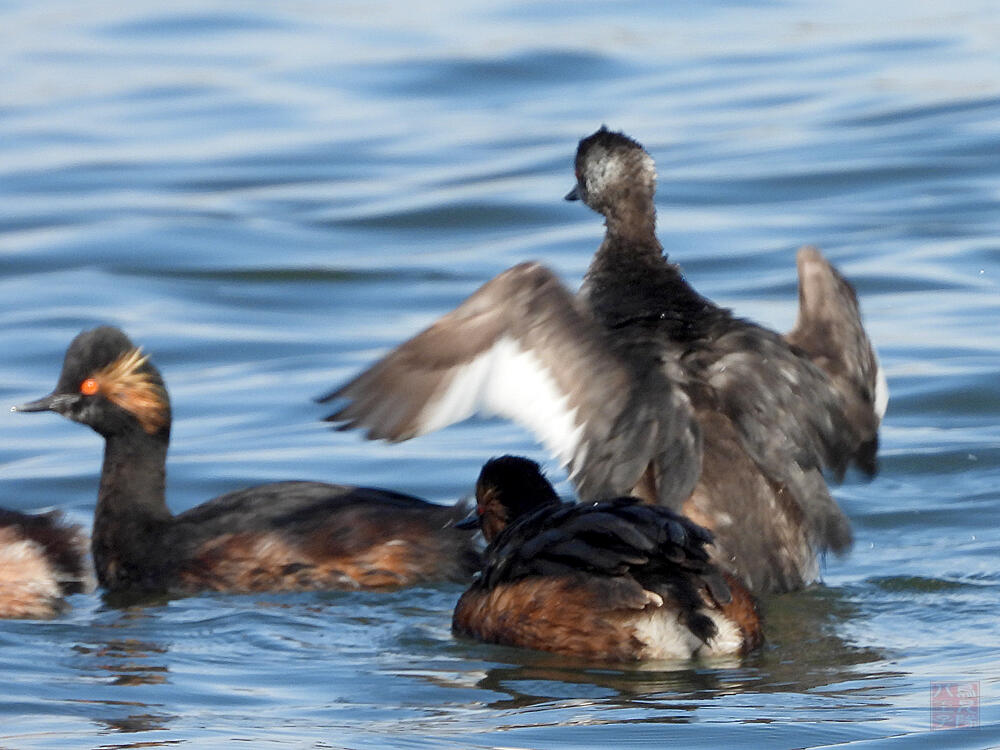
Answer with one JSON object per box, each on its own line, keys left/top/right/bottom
{"left": 322, "top": 128, "right": 885, "bottom": 593}
{"left": 14, "top": 326, "right": 479, "bottom": 596}
{"left": 0, "top": 508, "right": 92, "bottom": 617}
{"left": 452, "top": 456, "right": 762, "bottom": 660}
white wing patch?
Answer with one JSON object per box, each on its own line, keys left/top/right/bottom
{"left": 417, "top": 336, "right": 586, "bottom": 473}
{"left": 873, "top": 350, "right": 889, "bottom": 422}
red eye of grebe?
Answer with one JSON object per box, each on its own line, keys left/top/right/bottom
{"left": 80, "top": 378, "right": 99, "bottom": 396}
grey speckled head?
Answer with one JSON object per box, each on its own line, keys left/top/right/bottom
{"left": 566, "top": 126, "right": 657, "bottom": 219}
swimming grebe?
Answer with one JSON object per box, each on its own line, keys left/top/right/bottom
{"left": 321, "top": 128, "right": 885, "bottom": 593}
{"left": 0, "top": 508, "right": 92, "bottom": 617}
{"left": 14, "top": 326, "right": 479, "bottom": 596}
{"left": 452, "top": 456, "right": 762, "bottom": 660}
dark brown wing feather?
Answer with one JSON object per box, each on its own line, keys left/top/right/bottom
{"left": 786, "top": 245, "right": 884, "bottom": 475}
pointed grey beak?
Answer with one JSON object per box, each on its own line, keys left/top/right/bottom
{"left": 11, "top": 392, "right": 74, "bottom": 414}
{"left": 453, "top": 510, "right": 481, "bottom": 530}
{"left": 564, "top": 185, "right": 580, "bottom": 201}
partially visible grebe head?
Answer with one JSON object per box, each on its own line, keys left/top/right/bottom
{"left": 565, "top": 126, "right": 657, "bottom": 219}
{"left": 14, "top": 326, "right": 171, "bottom": 439}
{"left": 472, "top": 455, "right": 561, "bottom": 543}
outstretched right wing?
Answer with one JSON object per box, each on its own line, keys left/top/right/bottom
{"left": 320, "top": 262, "right": 700, "bottom": 507}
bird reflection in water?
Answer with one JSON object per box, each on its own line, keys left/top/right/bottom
{"left": 414, "top": 585, "right": 891, "bottom": 716}
{"left": 70, "top": 609, "right": 175, "bottom": 736}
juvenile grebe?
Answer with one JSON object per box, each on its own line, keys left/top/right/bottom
{"left": 321, "top": 128, "right": 885, "bottom": 593}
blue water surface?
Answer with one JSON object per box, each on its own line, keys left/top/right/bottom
{"left": 1, "top": 0, "right": 998, "bottom": 747}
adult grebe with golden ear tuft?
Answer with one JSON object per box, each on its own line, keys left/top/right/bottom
{"left": 15, "top": 326, "right": 479, "bottom": 597}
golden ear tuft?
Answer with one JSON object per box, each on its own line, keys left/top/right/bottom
{"left": 90, "top": 347, "right": 168, "bottom": 435}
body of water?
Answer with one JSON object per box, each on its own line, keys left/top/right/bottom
{"left": 1, "top": 1, "right": 998, "bottom": 747}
